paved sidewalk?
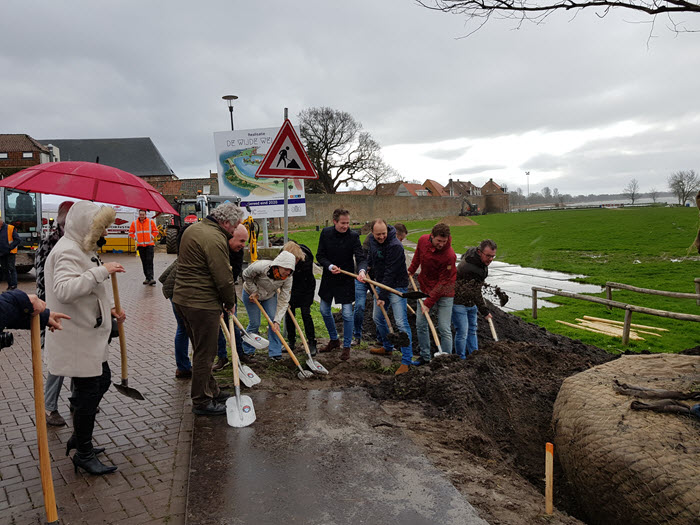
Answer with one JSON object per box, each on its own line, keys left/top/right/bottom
{"left": 0, "top": 252, "right": 192, "bottom": 525}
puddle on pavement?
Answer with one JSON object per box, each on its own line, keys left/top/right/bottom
{"left": 188, "top": 388, "right": 487, "bottom": 525}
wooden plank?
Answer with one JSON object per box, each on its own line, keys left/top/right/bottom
{"left": 576, "top": 319, "right": 645, "bottom": 341}
{"left": 582, "top": 315, "right": 669, "bottom": 332}
{"left": 556, "top": 320, "right": 612, "bottom": 336}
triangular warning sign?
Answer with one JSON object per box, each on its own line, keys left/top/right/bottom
{"left": 255, "top": 119, "right": 318, "bottom": 179}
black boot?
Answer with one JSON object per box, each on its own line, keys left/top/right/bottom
{"left": 72, "top": 450, "right": 117, "bottom": 475}
{"left": 65, "top": 435, "right": 105, "bottom": 457}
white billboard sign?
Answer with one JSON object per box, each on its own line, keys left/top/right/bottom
{"left": 214, "top": 127, "right": 307, "bottom": 219}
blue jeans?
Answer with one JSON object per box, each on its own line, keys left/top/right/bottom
{"left": 452, "top": 304, "right": 478, "bottom": 359}
{"left": 353, "top": 281, "right": 370, "bottom": 339}
{"left": 416, "top": 296, "right": 454, "bottom": 361}
{"left": 320, "top": 298, "right": 353, "bottom": 348}
{"left": 171, "top": 300, "right": 191, "bottom": 372}
{"left": 242, "top": 290, "right": 282, "bottom": 357}
{"left": 373, "top": 288, "right": 413, "bottom": 365}
{"left": 44, "top": 373, "right": 75, "bottom": 412}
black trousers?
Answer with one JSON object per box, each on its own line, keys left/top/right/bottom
{"left": 138, "top": 245, "right": 155, "bottom": 280}
{"left": 286, "top": 305, "right": 316, "bottom": 348}
{"left": 70, "top": 362, "right": 111, "bottom": 453}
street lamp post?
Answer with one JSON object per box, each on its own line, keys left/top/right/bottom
{"left": 525, "top": 171, "right": 530, "bottom": 199}
{"left": 222, "top": 95, "right": 238, "bottom": 131}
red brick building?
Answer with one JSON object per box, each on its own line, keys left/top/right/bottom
{"left": 0, "top": 134, "right": 51, "bottom": 178}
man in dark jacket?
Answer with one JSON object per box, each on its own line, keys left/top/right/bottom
{"left": 173, "top": 203, "right": 242, "bottom": 416}
{"left": 453, "top": 239, "right": 496, "bottom": 357}
{"left": 285, "top": 242, "right": 317, "bottom": 355}
{"left": 0, "top": 215, "right": 21, "bottom": 290}
{"left": 358, "top": 219, "right": 413, "bottom": 375}
{"left": 407, "top": 223, "right": 457, "bottom": 364}
{"left": 316, "top": 208, "right": 364, "bottom": 361}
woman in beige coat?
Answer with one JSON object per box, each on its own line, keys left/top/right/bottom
{"left": 45, "top": 201, "right": 126, "bottom": 475}
{"left": 241, "top": 250, "right": 297, "bottom": 360}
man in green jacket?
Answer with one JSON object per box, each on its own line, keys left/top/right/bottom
{"left": 173, "top": 203, "right": 243, "bottom": 416}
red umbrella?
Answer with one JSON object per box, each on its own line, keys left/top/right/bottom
{"left": 0, "top": 161, "right": 178, "bottom": 215}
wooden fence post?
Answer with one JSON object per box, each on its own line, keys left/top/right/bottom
{"left": 622, "top": 307, "right": 633, "bottom": 346}
{"left": 695, "top": 278, "right": 700, "bottom": 307}
{"left": 606, "top": 285, "right": 613, "bottom": 310}
{"left": 545, "top": 442, "right": 554, "bottom": 515}
{"left": 532, "top": 289, "right": 538, "bottom": 319}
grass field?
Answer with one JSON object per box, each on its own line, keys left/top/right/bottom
{"left": 289, "top": 206, "right": 700, "bottom": 354}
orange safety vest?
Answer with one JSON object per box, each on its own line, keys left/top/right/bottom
{"left": 7, "top": 224, "right": 17, "bottom": 254}
{"left": 129, "top": 218, "right": 158, "bottom": 246}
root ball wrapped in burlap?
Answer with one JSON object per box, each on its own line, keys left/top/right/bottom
{"left": 553, "top": 354, "right": 700, "bottom": 525}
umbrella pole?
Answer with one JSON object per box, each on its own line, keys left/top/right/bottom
{"left": 31, "top": 315, "right": 59, "bottom": 524}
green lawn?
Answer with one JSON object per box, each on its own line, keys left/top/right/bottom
{"left": 291, "top": 206, "right": 700, "bottom": 354}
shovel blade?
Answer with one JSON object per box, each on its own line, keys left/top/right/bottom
{"left": 307, "top": 357, "right": 329, "bottom": 375}
{"left": 241, "top": 331, "right": 269, "bottom": 350}
{"left": 238, "top": 363, "right": 261, "bottom": 387}
{"left": 401, "top": 291, "right": 429, "bottom": 300}
{"left": 226, "top": 395, "right": 256, "bottom": 427}
{"left": 113, "top": 381, "right": 145, "bottom": 401}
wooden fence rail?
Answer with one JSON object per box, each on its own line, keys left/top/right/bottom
{"left": 605, "top": 281, "right": 700, "bottom": 309}
{"left": 531, "top": 286, "right": 700, "bottom": 345}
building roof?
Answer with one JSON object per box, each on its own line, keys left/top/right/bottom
{"left": 38, "top": 137, "right": 175, "bottom": 177}
{"left": 445, "top": 179, "right": 480, "bottom": 196}
{"left": 374, "top": 181, "right": 403, "bottom": 196}
{"left": 482, "top": 178, "right": 503, "bottom": 192}
{"left": 402, "top": 183, "right": 426, "bottom": 196}
{"left": 423, "top": 179, "right": 448, "bottom": 196}
{"left": 0, "top": 134, "right": 50, "bottom": 153}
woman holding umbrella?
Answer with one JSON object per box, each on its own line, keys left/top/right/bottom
{"left": 45, "top": 201, "right": 126, "bottom": 475}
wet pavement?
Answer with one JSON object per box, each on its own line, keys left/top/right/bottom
{"left": 1, "top": 251, "right": 191, "bottom": 525}
{"left": 188, "top": 389, "right": 488, "bottom": 525}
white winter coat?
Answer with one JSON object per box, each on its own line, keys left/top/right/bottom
{"left": 46, "top": 201, "right": 116, "bottom": 378}
{"left": 242, "top": 250, "right": 296, "bottom": 323}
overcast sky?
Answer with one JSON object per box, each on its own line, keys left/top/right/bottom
{"left": 2, "top": 0, "right": 699, "bottom": 196}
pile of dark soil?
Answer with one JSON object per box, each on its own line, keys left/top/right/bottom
{"left": 369, "top": 304, "right": 617, "bottom": 521}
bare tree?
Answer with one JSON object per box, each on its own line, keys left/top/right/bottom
{"left": 668, "top": 170, "right": 700, "bottom": 205}
{"left": 541, "top": 186, "right": 552, "bottom": 201}
{"left": 623, "top": 178, "right": 640, "bottom": 204}
{"left": 365, "top": 162, "right": 401, "bottom": 195}
{"left": 649, "top": 187, "right": 659, "bottom": 203}
{"left": 298, "top": 107, "right": 388, "bottom": 194}
{"left": 419, "top": 1, "right": 700, "bottom": 35}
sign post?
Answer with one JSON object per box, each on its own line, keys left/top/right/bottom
{"left": 255, "top": 113, "right": 318, "bottom": 244}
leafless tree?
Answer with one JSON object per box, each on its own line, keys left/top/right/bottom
{"left": 623, "top": 178, "right": 640, "bottom": 204}
{"left": 649, "top": 187, "right": 659, "bottom": 203}
{"left": 365, "top": 162, "right": 401, "bottom": 195}
{"left": 668, "top": 170, "right": 700, "bottom": 205}
{"left": 298, "top": 107, "right": 391, "bottom": 194}
{"left": 419, "top": 1, "right": 700, "bottom": 35}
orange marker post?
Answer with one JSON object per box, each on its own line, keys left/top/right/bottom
{"left": 545, "top": 442, "right": 554, "bottom": 515}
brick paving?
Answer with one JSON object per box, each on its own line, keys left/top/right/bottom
{"left": 0, "top": 251, "right": 192, "bottom": 525}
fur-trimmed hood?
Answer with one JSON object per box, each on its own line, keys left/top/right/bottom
{"left": 63, "top": 201, "right": 116, "bottom": 253}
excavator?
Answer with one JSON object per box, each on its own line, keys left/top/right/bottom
{"left": 459, "top": 197, "right": 481, "bottom": 216}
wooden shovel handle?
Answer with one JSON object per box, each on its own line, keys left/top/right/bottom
{"left": 409, "top": 274, "right": 442, "bottom": 352}
{"left": 110, "top": 273, "right": 128, "bottom": 382}
{"left": 337, "top": 268, "right": 405, "bottom": 298}
{"left": 31, "top": 315, "right": 58, "bottom": 523}
{"left": 251, "top": 297, "right": 302, "bottom": 368}
{"left": 368, "top": 282, "right": 393, "bottom": 333}
{"left": 220, "top": 316, "right": 240, "bottom": 387}
{"left": 487, "top": 317, "right": 499, "bottom": 342}
{"left": 287, "top": 307, "right": 312, "bottom": 357}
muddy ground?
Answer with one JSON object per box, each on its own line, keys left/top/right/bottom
{"left": 216, "top": 303, "right": 677, "bottom": 525}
